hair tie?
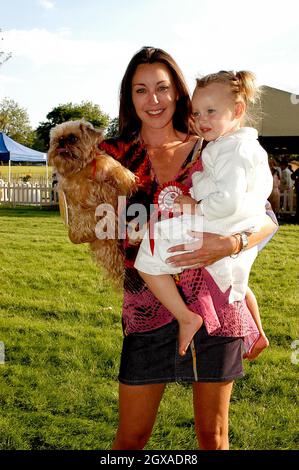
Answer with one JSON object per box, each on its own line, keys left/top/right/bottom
{"left": 232, "top": 71, "right": 239, "bottom": 81}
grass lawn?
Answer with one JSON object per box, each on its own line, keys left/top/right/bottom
{"left": 0, "top": 165, "right": 52, "bottom": 182}
{"left": 0, "top": 206, "right": 298, "bottom": 450}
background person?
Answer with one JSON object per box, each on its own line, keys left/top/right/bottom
{"left": 279, "top": 158, "right": 293, "bottom": 211}
{"left": 269, "top": 165, "right": 281, "bottom": 215}
{"left": 291, "top": 167, "right": 299, "bottom": 223}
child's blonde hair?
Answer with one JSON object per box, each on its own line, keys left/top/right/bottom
{"left": 195, "top": 70, "right": 261, "bottom": 125}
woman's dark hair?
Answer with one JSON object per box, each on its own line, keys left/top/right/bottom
{"left": 119, "top": 46, "right": 192, "bottom": 140}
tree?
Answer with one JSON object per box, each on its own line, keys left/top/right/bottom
{"left": 36, "top": 101, "right": 110, "bottom": 150}
{"left": 0, "top": 98, "right": 35, "bottom": 147}
{"left": 105, "top": 117, "right": 119, "bottom": 138}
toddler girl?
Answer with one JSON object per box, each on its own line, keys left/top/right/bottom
{"left": 134, "top": 70, "right": 272, "bottom": 357}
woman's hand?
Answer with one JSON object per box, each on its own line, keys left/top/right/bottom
{"left": 165, "top": 231, "right": 235, "bottom": 268}
{"left": 165, "top": 211, "right": 278, "bottom": 268}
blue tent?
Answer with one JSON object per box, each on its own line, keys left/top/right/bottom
{"left": 0, "top": 132, "right": 46, "bottom": 163}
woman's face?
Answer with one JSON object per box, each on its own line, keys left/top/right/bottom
{"left": 131, "top": 62, "right": 178, "bottom": 131}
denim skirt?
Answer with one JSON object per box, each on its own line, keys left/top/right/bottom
{"left": 118, "top": 320, "right": 244, "bottom": 385}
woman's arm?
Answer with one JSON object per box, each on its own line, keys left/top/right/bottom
{"left": 165, "top": 214, "right": 278, "bottom": 268}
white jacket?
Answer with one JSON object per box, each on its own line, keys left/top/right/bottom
{"left": 135, "top": 128, "right": 273, "bottom": 302}
{"left": 192, "top": 127, "right": 273, "bottom": 234}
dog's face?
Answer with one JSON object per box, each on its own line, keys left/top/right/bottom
{"left": 48, "top": 120, "right": 103, "bottom": 176}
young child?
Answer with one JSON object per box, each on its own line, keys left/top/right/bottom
{"left": 134, "top": 70, "right": 272, "bottom": 357}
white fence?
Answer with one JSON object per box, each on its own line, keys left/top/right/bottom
{"left": 0, "top": 181, "right": 296, "bottom": 213}
{"left": 0, "top": 181, "right": 58, "bottom": 206}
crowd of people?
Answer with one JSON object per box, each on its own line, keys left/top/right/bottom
{"left": 268, "top": 157, "right": 298, "bottom": 221}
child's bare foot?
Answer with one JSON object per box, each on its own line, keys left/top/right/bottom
{"left": 178, "top": 312, "right": 203, "bottom": 356}
{"left": 243, "top": 334, "right": 269, "bottom": 361}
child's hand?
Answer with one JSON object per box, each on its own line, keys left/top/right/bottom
{"left": 174, "top": 195, "right": 198, "bottom": 215}
{"left": 127, "top": 221, "right": 147, "bottom": 246}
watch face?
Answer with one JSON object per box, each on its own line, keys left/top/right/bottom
{"left": 241, "top": 233, "right": 249, "bottom": 248}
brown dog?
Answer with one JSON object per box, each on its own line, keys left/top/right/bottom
{"left": 48, "top": 120, "right": 136, "bottom": 283}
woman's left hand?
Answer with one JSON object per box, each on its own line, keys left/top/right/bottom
{"left": 165, "top": 231, "right": 234, "bottom": 268}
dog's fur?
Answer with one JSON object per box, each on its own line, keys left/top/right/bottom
{"left": 48, "top": 120, "right": 136, "bottom": 283}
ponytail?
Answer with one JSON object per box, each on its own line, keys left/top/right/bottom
{"left": 235, "top": 70, "right": 260, "bottom": 106}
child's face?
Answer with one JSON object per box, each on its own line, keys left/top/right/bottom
{"left": 192, "top": 82, "right": 241, "bottom": 141}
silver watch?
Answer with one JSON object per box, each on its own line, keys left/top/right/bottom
{"left": 240, "top": 232, "right": 249, "bottom": 252}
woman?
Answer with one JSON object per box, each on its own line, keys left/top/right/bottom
{"left": 269, "top": 159, "right": 281, "bottom": 214}
{"left": 99, "top": 47, "right": 278, "bottom": 450}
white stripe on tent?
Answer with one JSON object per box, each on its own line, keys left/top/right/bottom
{"left": 2, "top": 133, "right": 46, "bottom": 162}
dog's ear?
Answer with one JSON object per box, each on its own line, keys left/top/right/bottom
{"left": 80, "top": 121, "right": 103, "bottom": 139}
{"left": 79, "top": 120, "right": 93, "bottom": 132}
{"left": 49, "top": 125, "right": 58, "bottom": 143}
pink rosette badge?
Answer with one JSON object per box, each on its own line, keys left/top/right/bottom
{"left": 154, "top": 181, "right": 189, "bottom": 214}
{"left": 149, "top": 181, "right": 189, "bottom": 254}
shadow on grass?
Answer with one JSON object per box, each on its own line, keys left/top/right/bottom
{"left": 0, "top": 205, "right": 60, "bottom": 218}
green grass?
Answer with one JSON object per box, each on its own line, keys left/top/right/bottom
{"left": 0, "top": 206, "right": 298, "bottom": 450}
{"left": 0, "top": 165, "right": 52, "bottom": 182}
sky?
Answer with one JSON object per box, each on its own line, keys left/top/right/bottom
{"left": 1, "top": 0, "right": 299, "bottom": 129}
